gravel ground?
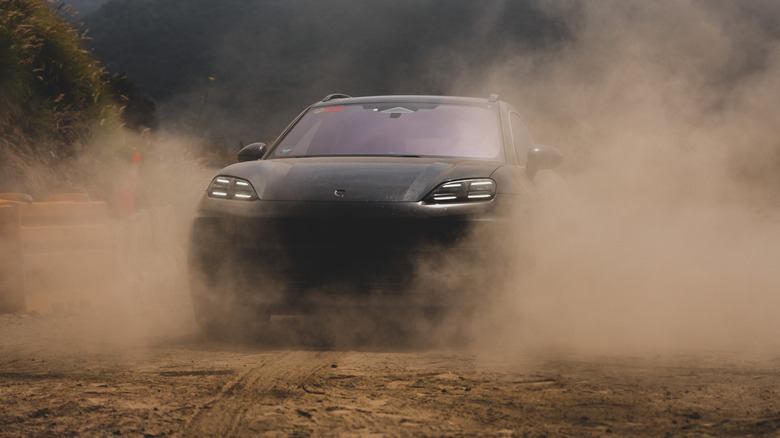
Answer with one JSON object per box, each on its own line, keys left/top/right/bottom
{"left": 1, "top": 308, "right": 779, "bottom": 437}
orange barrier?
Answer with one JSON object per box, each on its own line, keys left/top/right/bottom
{"left": 21, "top": 198, "right": 116, "bottom": 313}
{"left": 0, "top": 193, "right": 33, "bottom": 203}
{"left": 22, "top": 201, "right": 109, "bottom": 226}
{"left": 42, "top": 193, "right": 91, "bottom": 203}
{"left": 0, "top": 193, "right": 118, "bottom": 313}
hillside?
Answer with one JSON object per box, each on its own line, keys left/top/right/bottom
{"left": 0, "top": 0, "right": 118, "bottom": 195}
{"left": 0, "top": 0, "right": 161, "bottom": 200}
{"left": 83, "top": 0, "right": 571, "bottom": 147}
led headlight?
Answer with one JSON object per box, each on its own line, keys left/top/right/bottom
{"left": 424, "top": 178, "right": 496, "bottom": 203}
{"left": 206, "top": 176, "right": 258, "bottom": 200}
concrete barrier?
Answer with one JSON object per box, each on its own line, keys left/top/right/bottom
{"left": 0, "top": 193, "right": 180, "bottom": 314}
{"left": 0, "top": 193, "right": 33, "bottom": 203}
{"left": 20, "top": 197, "right": 117, "bottom": 313}
{"left": 0, "top": 194, "right": 119, "bottom": 313}
{"left": 0, "top": 202, "right": 25, "bottom": 312}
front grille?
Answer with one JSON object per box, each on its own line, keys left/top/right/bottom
{"left": 235, "top": 217, "right": 473, "bottom": 288}
{"left": 190, "top": 215, "right": 510, "bottom": 307}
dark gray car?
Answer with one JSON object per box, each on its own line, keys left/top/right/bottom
{"left": 188, "top": 94, "right": 563, "bottom": 333}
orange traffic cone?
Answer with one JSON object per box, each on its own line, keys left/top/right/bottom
{"left": 114, "top": 152, "right": 140, "bottom": 217}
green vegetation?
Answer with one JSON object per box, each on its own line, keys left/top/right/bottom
{"left": 0, "top": 0, "right": 159, "bottom": 199}
{"left": 1, "top": 0, "right": 116, "bottom": 146}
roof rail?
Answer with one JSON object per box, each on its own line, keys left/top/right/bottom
{"left": 488, "top": 93, "right": 500, "bottom": 102}
{"left": 322, "top": 93, "right": 352, "bottom": 102}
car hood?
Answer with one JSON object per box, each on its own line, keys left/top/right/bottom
{"left": 218, "top": 157, "right": 503, "bottom": 202}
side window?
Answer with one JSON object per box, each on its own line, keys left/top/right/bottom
{"left": 509, "top": 112, "right": 534, "bottom": 165}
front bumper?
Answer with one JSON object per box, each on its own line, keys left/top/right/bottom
{"left": 188, "top": 195, "right": 526, "bottom": 313}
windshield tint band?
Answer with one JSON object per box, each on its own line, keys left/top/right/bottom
{"left": 272, "top": 103, "right": 503, "bottom": 160}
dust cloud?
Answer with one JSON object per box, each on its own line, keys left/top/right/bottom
{"left": 454, "top": 1, "right": 780, "bottom": 354}
{"left": 1, "top": 130, "right": 216, "bottom": 353}
{"left": 103, "top": 133, "right": 216, "bottom": 343}
{"left": 9, "top": 1, "right": 780, "bottom": 355}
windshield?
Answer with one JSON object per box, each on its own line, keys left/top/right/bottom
{"left": 272, "top": 103, "right": 503, "bottom": 160}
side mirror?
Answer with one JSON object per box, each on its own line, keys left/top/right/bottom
{"left": 237, "top": 142, "right": 268, "bottom": 162}
{"left": 526, "top": 144, "right": 564, "bottom": 180}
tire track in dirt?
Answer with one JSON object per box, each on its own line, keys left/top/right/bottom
{"left": 182, "top": 350, "right": 342, "bottom": 436}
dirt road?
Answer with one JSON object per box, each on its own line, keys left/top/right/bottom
{"left": 2, "top": 307, "right": 780, "bottom": 437}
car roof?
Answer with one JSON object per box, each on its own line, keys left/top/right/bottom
{"left": 310, "top": 94, "right": 499, "bottom": 108}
